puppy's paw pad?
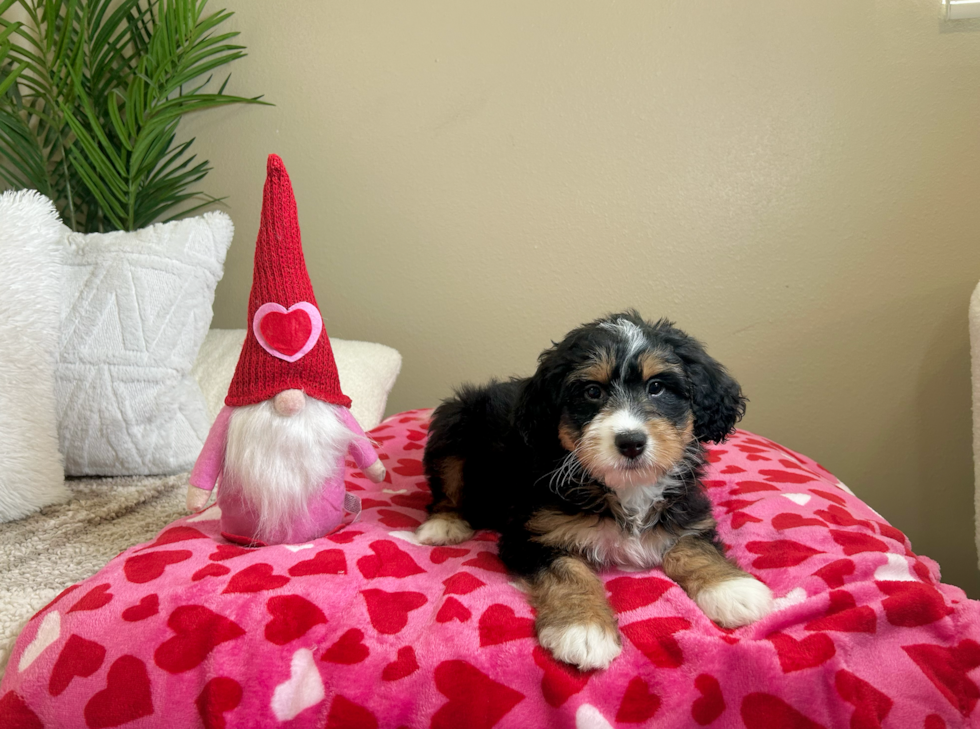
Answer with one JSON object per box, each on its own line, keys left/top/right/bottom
{"left": 414, "top": 517, "right": 474, "bottom": 546}
{"left": 698, "top": 576, "right": 774, "bottom": 628}
{"left": 538, "top": 623, "right": 622, "bottom": 671}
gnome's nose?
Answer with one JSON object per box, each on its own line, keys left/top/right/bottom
{"left": 273, "top": 389, "right": 306, "bottom": 417}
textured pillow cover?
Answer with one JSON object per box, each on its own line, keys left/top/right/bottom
{"left": 0, "top": 191, "right": 69, "bottom": 522}
{"left": 56, "top": 213, "right": 233, "bottom": 476}
{"left": 3, "top": 411, "right": 979, "bottom": 729}
{"left": 191, "top": 329, "right": 402, "bottom": 429}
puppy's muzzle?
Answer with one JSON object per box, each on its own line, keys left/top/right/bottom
{"left": 614, "top": 430, "right": 647, "bottom": 460}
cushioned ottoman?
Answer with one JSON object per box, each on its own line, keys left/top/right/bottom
{"left": 2, "top": 411, "right": 978, "bottom": 729}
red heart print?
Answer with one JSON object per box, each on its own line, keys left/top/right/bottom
{"left": 620, "top": 617, "right": 691, "bottom": 667}
{"left": 462, "top": 551, "right": 508, "bottom": 574}
{"left": 924, "top": 714, "right": 946, "bottom": 729}
{"left": 68, "top": 583, "right": 113, "bottom": 613}
{"left": 760, "top": 469, "right": 815, "bottom": 484}
{"left": 804, "top": 590, "right": 876, "bottom": 634}
{"left": 772, "top": 513, "right": 826, "bottom": 530}
{"left": 83, "top": 655, "right": 154, "bottom": 728}
{"left": 431, "top": 547, "right": 470, "bottom": 564}
{"left": 811, "top": 489, "right": 847, "bottom": 506}
{"left": 382, "top": 646, "right": 419, "bottom": 681}
{"left": 405, "top": 440, "right": 425, "bottom": 450}
{"left": 617, "top": 676, "right": 661, "bottom": 723}
{"left": 814, "top": 559, "right": 856, "bottom": 589}
{"left": 391, "top": 459, "right": 425, "bottom": 477}
{"left": 154, "top": 605, "right": 246, "bottom": 673}
{"left": 766, "top": 632, "right": 836, "bottom": 672}
{"left": 289, "top": 549, "right": 347, "bottom": 576}
{"left": 361, "top": 589, "right": 427, "bottom": 634}
{"left": 0, "top": 692, "right": 43, "bottom": 729}
{"left": 478, "top": 604, "right": 535, "bottom": 646}
{"left": 209, "top": 544, "right": 253, "bottom": 562}
{"left": 878, "top": 581, "right": 952, "bottom": 627}
{"left": 691, "top": 674, "right": 725, "bottom": 725}
{"left": 49, "top": 634, "right": 106, "bottom": 696}
{"left": 361, "top": 498, "right": 390, "bottom": 510}
{"left": 606, "top": 575, "right": 672, "bottom": 613}
{"left": 701, "top": 479, "right": 726, "bottom": 490}
{"left": 745, "top": 454, "right": 770, "bottom": 462}
{"left": 431, "top": 660, "right": 524, "bottom": 729}
{"left": 377, "top": 509, "right": 421, "bottom": 529}
{"left": 322, "top": 628, "right": 370, "bottom": 664}
{"left": 328, "top": 530, "right": 364, "bottom": 545}
{"left": 717, "top": 498, "right": 762, "bottom": 514}
{"left": 124, "top": 550, "right": 192, "bottom": 583}
{"left": 902, "top": 640, "right": 980, "bottom": 717}
{"left": 532, "top": 646, "right": 591, "bottom": 707}
{"left": 222, "top": 563, "right": 290, "bottom": 594}
{"left": 325, "top": 695, "right": 378, "bottom": 729}
{"left": 193, "top": 563, "right": 232, "bottom": 581}
{"left": 815, "top": 505, "right": 872, "bottom": 530}
{"left": 391, "top": 491, "right": 431, "bottom": 511}
{"left": 196, "top": 677, "right": 242, "bottom": 729}
{"left": 831, "top": 530, "right": 888, "bottom": 556}
{"left": 719, "top": 465, "right": 745, "bottom": 474}
{"left": 704, "top": 448, "right": 727, "bottom": 463}
{"left": 265, "top": 595, "right": 327, "bottom": 645}
{"left": 357, "top": 540, "right": 425, "bottom": 579}
{"left": 443, "top": 572, "right": 485, "bottom": 596}
{"left": 731, "top": 480, "right": 781, "bottom": 495}
{"left": 740, "top": 693, "right": 827, "bottom": 729}
{"left": 436, "top": 597, "right": 472, "bottom": 623}
{"left": 122, "top": 594, "right": 160, "bottom": 622}
{"left": 139, "top": 526, "right": 209, "bottom": 551}
{"left": 746, "top": 540, "right": 822, "bottom": 569}
{"left": 834, "top": 670, "right": 892, "bottom": 728}
{"left": 731, "top": 512, "right": 764, "bottom": 529}
{"left": 876, "top": 523, "right": 908, "bottom": 547}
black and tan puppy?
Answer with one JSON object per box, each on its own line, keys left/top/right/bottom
{"left": 416, "top": 311, "right": 773, "bottom": 671}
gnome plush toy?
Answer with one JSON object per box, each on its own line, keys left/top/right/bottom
{"left": 186, "top": 154, "right": 385, "bottom": 545}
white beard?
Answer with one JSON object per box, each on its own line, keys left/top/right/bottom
{"left": 224, "top": 398, "right": 355, "bottom": 540}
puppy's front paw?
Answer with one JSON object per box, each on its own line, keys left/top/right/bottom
{"left": 415, "top": 515, "right": 474, "bottom": 546}
{"left": 697, "top": 576, "right": 774, "bottom": 628}
{"left": 538, "top": 622, "right": 622, "bottom": 671}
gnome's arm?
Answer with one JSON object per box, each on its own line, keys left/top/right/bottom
{"left": 338, "top": 407, "right": 386, "bottom": 483}
{"left": 186, "top": 405, "right": 233, "bottom": 511}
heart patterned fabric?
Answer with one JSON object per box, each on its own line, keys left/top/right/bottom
{"left": 2, "top": 411, "right": 979, "bottom": 728}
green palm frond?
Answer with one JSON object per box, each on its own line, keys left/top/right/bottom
{"left": 0, "top": 0, "right": 268, "bottom": 232}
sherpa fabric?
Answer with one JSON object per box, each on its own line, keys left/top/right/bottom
{"left": 225, "top": 154, "right": 349, "bottom": 409}
{"left": 191, "top": 329, "right": 402, "bottom": 431}
{"left": 2, "top": 410, "right": 979, "bottom": 728}
{"left": 0, "top": 190, "right": 69, "bottom": 522}
{"left": 56, "top": 212, "right": 233, "bottom": 477}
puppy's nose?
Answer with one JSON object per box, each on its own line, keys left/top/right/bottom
{"left": 273, "top": 389, "right": 306, "bottom": 417}
{"left": 615, "top": 431, "right": 647, "bottom": 459}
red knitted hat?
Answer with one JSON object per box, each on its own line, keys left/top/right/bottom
{"left": 225, "top": 154, "right": 350, "bottom": 408}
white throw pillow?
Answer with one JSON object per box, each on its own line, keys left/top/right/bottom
{"left": 191, "top": 329, "right": 402, "bottom": 430}
{"left": 0, "top": 191, "right": 69, "bottom": 521}
{"left": 56, "top": 213, "right": 234, "bottom": 476}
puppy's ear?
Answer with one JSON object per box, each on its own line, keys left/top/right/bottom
{"left": 514, "top": 346, "right": 565, "bottom": 449}
{"left": 662, "top": 324, "right": 746, "bottom": 443}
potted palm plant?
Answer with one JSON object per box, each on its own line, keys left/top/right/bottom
{"left": 0, "top": 0, "right": 267, "bottom": 233}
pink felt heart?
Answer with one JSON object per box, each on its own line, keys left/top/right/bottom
{"left": 253, "top": 302, "right": 322, "bottom": 362}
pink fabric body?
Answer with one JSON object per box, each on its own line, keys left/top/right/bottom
{"left": 190, "top": 405, "right": 378, "bottom": 544}
{"left": 3, "top": 409, "right": 980, "bottom": 729}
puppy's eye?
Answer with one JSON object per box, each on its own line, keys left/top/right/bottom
{"left": 584, "top": 384, "right": 603, "bottom": 401}
{"left": 647, "top": 380, "right": 665, "bottom": 397}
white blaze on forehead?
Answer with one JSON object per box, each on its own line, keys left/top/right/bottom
{"left": 599, "top": 318, "right": 647, "bottom": 357}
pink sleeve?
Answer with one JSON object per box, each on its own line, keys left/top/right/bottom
{"left": 189, "top": 406, "right": 233, "bottom": 491}
{"left": 339, "top": 408, "right": 380, "bottom": 471}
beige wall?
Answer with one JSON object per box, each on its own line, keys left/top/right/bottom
{"left": 184, "top": 1, "right": 980, "bottom": 598}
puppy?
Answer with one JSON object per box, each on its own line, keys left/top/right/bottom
{"left": 416, "top": 311, "right": 773, "bottom": 671}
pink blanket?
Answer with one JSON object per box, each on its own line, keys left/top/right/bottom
{"left": 2, "top": 409, "right": 979, "bottom": 729}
